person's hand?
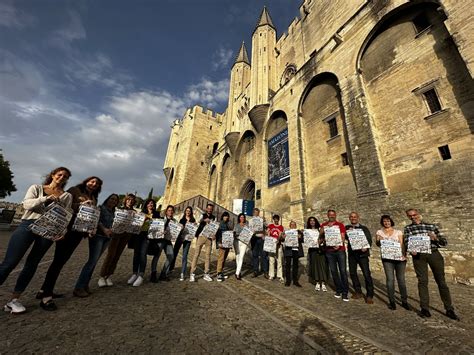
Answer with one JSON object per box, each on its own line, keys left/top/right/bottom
{"left": 81, "top": 200, "right": 94, "bottom": 206}
{"left": 333, "top": 246, "right": 339, "bottom": 250}
{"left": 52, "top": 234, "right": 65, "bottom": 242}
{"left": 361, "top": 248, "right": 367, "bottom": 252}
{"left": 218, "top": 243, "right": 222, "bottom": 248}
{"left": 411, "top": 251, "right": 417, "bottom": 256}
{"left": 428, "top": 232, "right": 437, "bottom": 241}
{"left": 47, "top": 195, "right": 59, "bottom": 203}
{"left": 204, "top": 218, "right": 210, "bottom": 223}
{"left": 103, "top": 228, "right": 113, "bottom": 238}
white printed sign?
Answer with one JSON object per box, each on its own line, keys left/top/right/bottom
{"left": 148, "top": 219, "right": 165, "bottom": 239}
{"left": 168, "top": 220, "right": 184, "bottom": 243}
{"left": 72, "top": 205, "right": 100, "bottom": 234}
{"left": 284, "top": 229, "right": 299, "bottom": 248}
{"left": 249, "top": 217, "right": 264, "bottom": 233}
{"left": 263, "top": 237, "right": 277, "bottom": 253}
{"left": 127, "top": 212, "right": 146, "bottom": 235}
{"left": 237, "top": 226, "right": 253, "bottom": 244}
{"left": 407, "top": 234, "right": 431, "bottom": 254}
{"left": 221, "top": 231, "right": 234, "bottom": 249}
{"left": 303, "top": 229, "right": 319, "bottom": 249}
{"left": 324, "top": 226, "right": 342, "bottom": 247}
{"left": 380, "top": 240, "right": 404, "bottom": 261}
{"left": 347, "top": 229, "right": 370, "bottom": 250}
{"left": 184, "top": 222, "right": 198, "bottom": 241}
{"left": 29, "top": 203, "right": 73, "bottom": 240}
{"left": 200, "top": 221, "right": 220, "bottom": 239}
{"left": 111, "top": 209, "right": 134, "bottom": 234}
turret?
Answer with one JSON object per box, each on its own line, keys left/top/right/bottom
{"left": 250, "top": 6, "right": 277, "bottom": 107}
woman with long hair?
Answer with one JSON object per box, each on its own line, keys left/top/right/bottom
{"left": 376, "top": 215, "right": 409, "bottom": 310}
{"left": 98, "top": 193, "right": 136, "bottom": 286}
{"left": 172, "top": 206, "right": 196, "bottom": 281}
{"left": 0, "top": 167, "right": 72, "bottom": 313}
{"left": 306, "top": 216, "right": 328, "bottom": 292}
{"left": 74, "top": 194, "right": 119, "bottom": 294}
{"left": 233, "top": 213, "right": 248, "bottom": 280}
{"left": 36, "top": 176, "right": 103, "bottom": 306}
{"left": 216, "top": 212, "right": 232, "bottom": 282}
{"left": 126, "top": 198, "right": 160, "bottom": 287}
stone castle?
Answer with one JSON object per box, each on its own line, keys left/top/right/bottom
{"left": 162, "top": 0, "right": 473, "bottom": 281}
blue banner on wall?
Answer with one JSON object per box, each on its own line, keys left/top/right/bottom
{"left": 268, "top": 128, "right": 290, "bottom": 187}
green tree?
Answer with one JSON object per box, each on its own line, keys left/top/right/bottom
{"left": 0, "top": 150, "right": 17, "bottom": 199}
{"left": 147, "top": 187, "right": 154, "bottom": 200}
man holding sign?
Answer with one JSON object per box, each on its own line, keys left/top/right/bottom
{"left": 190, "top": 204, "right": 216, "bottom": 282}
{"left": 404, "top": 209, "right": 459, "bottom": 320}
{"left": 320, "top": 210, "right": 349, "bottom": 301}
{"left": 249, "top": 208, "right": 269, "bottom": 279}
{"left": 345, "top": 212, "right": 374, "bottom": 304}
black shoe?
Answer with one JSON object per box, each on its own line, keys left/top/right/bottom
{"left": 293, "top": 281, "right": 302, "bottom": 287}
{"left": 159, "top": 274, "right": 170, "bottom": 282}
{"left": 40, "top": 300, "right": 57, "bottom": 311}
{"left": 264, "top": 273, "right": 269, "bottom": 279}
{"left": 446, "top": 309, "right": 460, "bottom": 321}
{"left": 285, "top": 281, "right": 291, "bottom": 287}
{"left": 419, "top": 308, "right": 431, "bottom": 318}
{"left": 150, "top": 271, "right": 158, "bottom": 283}
{"left": 235, "top": 274, "right": 242, "bottom": 281}
{"left": 401, "top": 302, "right": 410, "bottom": 310}
{"left": 35, "top": 291, "right": 64, "bottom": 300}
{"left": 252, "top": 272, "right": 258, "bottom": 278}
{"left": 388, "top": 302, "right": 396, "bottom": 310}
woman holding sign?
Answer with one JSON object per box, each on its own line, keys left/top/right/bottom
{"left": 234, "top": 213, "right": 250, "bottom": 280}
{"left": 305, "top": 217, "right": 328, "bottom": 292}
{"left": 76, "top": 194, "right": 119, "bottom": 292}
{"left": 375, "top": 215, "right": 409, "bottom": 311}
{"left": 126, "top": 199, "right": 160, "bottom": 287}
{"left": 174, "top": 206, "right": 196, "bottom": 281}
{"left": 216, "top": 212, "right": 232, "bottom": 282}
{"left": 0, "top": 167, "right": 72, "bottom": 314}
{"left": 99, "top": 193, "right": 136, "bottom": 286}
{"left": 38, "top": 175, "right": 102, "bottom": 307}
{"left": 282, "top": 221, "right": 304, "bottom": 287}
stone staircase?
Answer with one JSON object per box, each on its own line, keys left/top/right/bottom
{"left": 172, "top": 195, "right": 238, "bottom": 226}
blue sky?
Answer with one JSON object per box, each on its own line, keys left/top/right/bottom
{"left": 0, "top": 0, "right": 300, "bottom": 203}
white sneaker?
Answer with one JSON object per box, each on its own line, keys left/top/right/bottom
{"left": 105, "top": 277, "right": 113, "bottom": 287}
{"left": 132, "top": 276, "right": 144, "bottom": 287}
{"left": 203, "top": 273, "right": 213, "bottom": 282}
{"left": 98, "top": 277, "right": 107, "bottom": 288}
{"left": 127, "top": 274, "right": 138, "bottom": 285}
{"left": 224, "top": 275, "right": 228, "bottom": 279}
{"left": 179, "top": 273, "right": 185, "bottom": 281}
{"left": 321, "top": 283, "right": 327, "bottom": 292}
{"left": 189, "top": 274, "right": 195, "bottom": 282}
{"left": 4, "top": 299, "right": 26, "bottom": 314}
{"left": 315, "top": 283, "right": 321, "bottom": 291}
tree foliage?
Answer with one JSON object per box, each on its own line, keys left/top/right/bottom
{"left": 0, "top": 150, "right": 17, "bottom": 199}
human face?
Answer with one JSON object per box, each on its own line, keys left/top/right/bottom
{"left": 86, "top": 178, "right": 100, "bottom": 192}
{"left": 382, "top": 218, "right": 392, "bottom": 229}
{"left": 289, "top": 222, "right": 297, "bottom": 229}
{"left": 223, "top": 215, "right": 229, "bottom": 222}
{"left": 52, "top": 170, "right": 70, "bottom": 186}
{"left": 327, "top": 211, "right": 337, "bottom": 222}
{"left": 106, "top": 195, "right": 119, "bottom": 209}
{"left": 147, "top": 201, "right": 155, "bottom": 212}
{"left": 253, "top": 209, "right": 260, "bottom": 217}
{"left": 273, "top": 217, "right": 280, "bottom": 225}
{"left": 185, "top": 208, "right": 191, "bottom": 216}
{"left": 349, "top": 213, "right": 359, "bottom": 225}
{"left": 206, "top": 205, "right": 213, "bottom": 215}
{"left": 125, "top": 196, "right": 136, "bottom": 208}
{"left": 406, "top": 210, "right": 421, "bottom": 224}
{"left": 309, "top": 218, "right": 316, "bottom": 227}
{"left": 239, "top": 215, "right": 246, "bottom": 223}
{"left": 166, "top": 207, "right": 174, "bottom": 218}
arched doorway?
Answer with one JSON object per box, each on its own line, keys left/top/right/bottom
{"left": 240, "top": 179, "right": 255, "bottom": 201}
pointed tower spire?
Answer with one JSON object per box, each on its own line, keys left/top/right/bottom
{"left": 255, "top": 6, "right": 275, "bottom": 31}
{"left": 234, "top": 41, "right": 250, "bottom": 66}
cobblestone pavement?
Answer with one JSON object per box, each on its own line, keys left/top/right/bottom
{"left": 0, "top": 231, "right": 473, "bottom": 354}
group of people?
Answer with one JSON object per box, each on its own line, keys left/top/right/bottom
{"left": 0, "top": 166, "right": 460, "bottom": 322}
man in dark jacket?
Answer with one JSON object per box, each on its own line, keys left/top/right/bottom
{"left": 345, "top": 212, "right": 374, "bottom": 304}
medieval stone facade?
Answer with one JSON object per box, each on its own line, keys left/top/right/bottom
{"left": 162, "top": 0, "right": 473, "bottom": 281}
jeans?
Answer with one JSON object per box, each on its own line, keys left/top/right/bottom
{"left": 169, "top": 236, "right": 186, "bottom": 272}
{"left": 412, "top": 250, "right": 453, "bottom": 311}
{"left": 348, "top": 252, "right": 374, "bottom": 298}
{"left": 326, "top": 250, "right": 349, "bottom": 297}
{"left": 132, "top": 232, "right": 149, "bottom": 276}
{"left": 285, "top": 251, "right": 299, "bottom": 283}
{"left": 151, "top": 240, "right": 174, "bottom": 276}
{"left": 41, "top": 230, "right": 83, "bottom": 297}
{"left": 0, "top": 220, "right": 53, "bottom": 293}
{"left": 251, "top": 237, "right": 268, "bottom": 274}
{"left": 382, "top": 259, "right": 408, "bottom": 304}
{"left": 180, "top": 241, "right": 191, "bottom": 276}
{"left": 75, "top": 235, "right": 110, "bottom": 289}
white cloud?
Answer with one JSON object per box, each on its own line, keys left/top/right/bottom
{"left": 212, "top": 46, "right": 234, "bottom": 70}
{"left": 0, "top": 1, "right": 35, "bottom": 29}
{"left": 49, "top": 10, "right": 86, "bottom": 50}
{"left": 185, "top": 77, "right": 229, "bottom": 109}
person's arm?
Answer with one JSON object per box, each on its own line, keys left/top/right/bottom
{"left": 67, "top": 187, "right": 83, "bottom": 213}
{"left": 375, "top": 231, "right": 382, "bottom": 247}
{"left": 430, "top": 224, "right": 447, "bottom": 247}
{"left": 364, "top": 226, "right": 373, "bottom": 246}
{"left": 22, "top": 185, "right": 49, "bottom": 210}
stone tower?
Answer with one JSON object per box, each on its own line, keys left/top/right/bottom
{"left": 226, "top": 42, "right": 251, "bottom": 135}
{"left": 250, "top": 6, "right": 277, "bottom": 107}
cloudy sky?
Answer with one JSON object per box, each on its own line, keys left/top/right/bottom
{"left": 0, "top": 0, "right": 300, "bottom": 203}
